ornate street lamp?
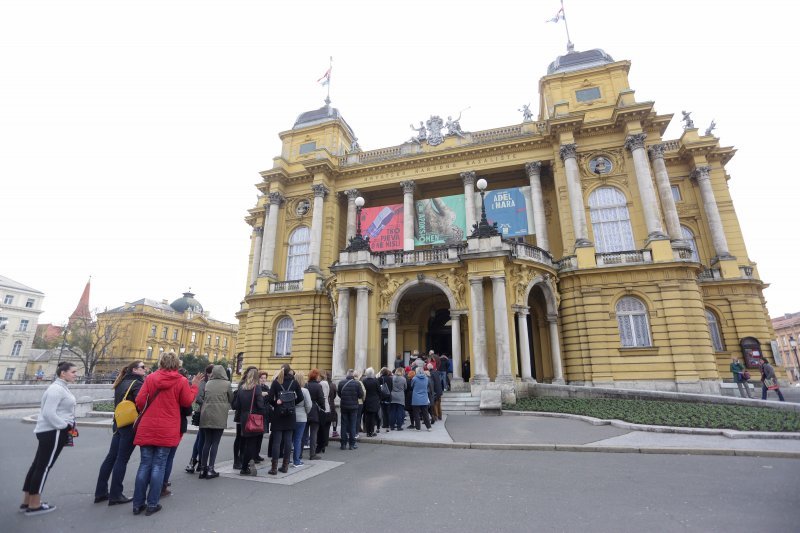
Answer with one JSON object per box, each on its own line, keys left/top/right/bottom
{"left": 469, "top": 178, "right": 500, "bottom": 238}
{"left": 345, "top": 196, "right": 372, "bottom": 252}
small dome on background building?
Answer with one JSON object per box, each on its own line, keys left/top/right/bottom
{"left": 170, "top": 291, "right": 203, "bottom": 314}
{"left": 293, "top": 104, "right": 343, "bottom": 129}
{"left": 547, "top": 48, "right": 615, "bottom": 75}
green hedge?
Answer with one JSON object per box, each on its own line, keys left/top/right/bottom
{"left": 93, "top": 401, "right": 114, "bottom": 412}
{"left": 506, "top": 397, "right": 800, "bottom": 432}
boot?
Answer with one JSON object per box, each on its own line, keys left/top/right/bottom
{"left": 267, "top": 460, "right": 278, "bottom": 476}
{"left": 206, "top": 468, "right": 219, "bottom": 479}
{"left": 278, "top": 457, "right": 289, "bottom": 473}
{"left": 184, "top": 458, "right": 198, "bottom": 473}
{"left": 198, "top": 467, "right": 208, "bottom": 479}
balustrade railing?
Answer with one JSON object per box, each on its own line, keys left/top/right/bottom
{"left": 595, "top": 249, "right": 652, "bottom": 266}
{"left": 698, "top": 268, "right": 722, "bottom": 280}
{"left": 269, "top": 280, "right": 303, "bottom": 293}
{"left": 513, "top": 242, "right": 554, "bottom": 266}
{"left": 739, "top": 266, "right": 754, "bottom": 278}
{"left": 555, "top": 256, "right": 577, "bottom": 271}
{"left": 375, "top": 244, "right": 464, "bottom": 267}
{"left": 673, "top": 247, "right": 696, "bottom": 261}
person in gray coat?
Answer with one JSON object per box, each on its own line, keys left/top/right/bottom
{"left": 389, "top": 368, "right": 407, "bottom": 430}
{"left": 198, "top": 365, "right": 232, "bottom": 478}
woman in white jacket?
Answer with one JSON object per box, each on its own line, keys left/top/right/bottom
{"left": 20, "top": 361, "right": 78, "bottom": 516}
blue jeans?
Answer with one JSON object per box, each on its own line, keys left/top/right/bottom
{"left": 390, "top": 403, "right": 405, "bottom": 429}
{"left": 292, "top": 421, "right": 306, "bottom": 464}
{"left": 133, "top": 446, "right": 171, "bottom": 509}
{"left": 163, "top": 447, "right": 177, "bottom": 487}
{"left": 191, "top": 428, "right": 205, "bottom": 461}
{"left": 340, "top": 409, "right": 358, "bottom": 447}
{"left": 761, "top": 385, "right": 785, "bottom": 401}
{"left": 95, "top": 425, "right": 136, "bottom": 500}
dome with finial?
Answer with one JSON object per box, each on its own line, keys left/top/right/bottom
{"left": 547, "top": 48, "right": 615, "bottom": 75}
{"left": 170, "top": 291, "right": 203, "bottom": 314}
{"left": 293, "top": 103, "right": 344, "bottom": 129}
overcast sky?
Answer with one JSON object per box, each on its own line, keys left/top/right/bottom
{"left": 2, "top": 0, "right": 798, "bottom": 327}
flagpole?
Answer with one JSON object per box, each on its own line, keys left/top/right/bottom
{"left": 325, "top": 56, "right": 332, "bottom": 105}
{"left": 561, "top": 1, "right": 574, "bottom": 52}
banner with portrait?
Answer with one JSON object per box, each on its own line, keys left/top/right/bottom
{"left": 359, "top": 204, "right": 404, "bottom": 251}
{"left": 414, "top": 194, "right": 467, "bottom": 246}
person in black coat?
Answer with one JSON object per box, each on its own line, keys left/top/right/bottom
{"left": 94, "top": 360, "right": 146, "bottom": 505}
{"left": 361, "top": 368, "right": 381, "bottom": 437}
{"left": 337, "top": 370, "right": 364, "bottom": 450}
{"left": 232, "top": 367, "right": 267, "bottom": 475}
{"left": 267, "top": 364, "right": 301, "bottom": 474}
{"left": 377, "top": 367, "right": 393, "bottom": 433}
{"left": 429, "top": 364, "right": 444, "bottom": 421}
{"left": 305, "top": 369, "right": 326, "bottom": 460}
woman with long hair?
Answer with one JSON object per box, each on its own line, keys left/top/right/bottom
{"left": 306, "top": 369, "right": 326, "bottom": 460}
{"left": 197, "top": 365, "right": 232, "bottom": 479}
{"left": 231, "top": 367, "right": 253, "bottom": 470}
{"left": 267, "top": 364, "right": 301, "bottom": 475}
{"left": 291, "top": 371, "right": 312, "bottom": 467}
{"left": 132, "top": 351, "right": 202, "bottom": 516}
{"left": 185, "top": 364, "right": 214, "bottom": 473}
{"left": 20, "top": 361, "right": 78, "bottom": 516}
{"left": 256, "top": 370, "right": 270, "bottom": 463}
{"left": 94, "top": 360, "right": 147, "bottom": 506}
{"left": 316, "top": 370, "right": 335, "bottom": 454}
{"left": 326, "top": 370, "right": 339, "bottom": 440}
{"left": 232, "top": 366, "right": 266, "bottom": 475}
{"left": 390, "top": 367, "right": 407, "bottom": 430}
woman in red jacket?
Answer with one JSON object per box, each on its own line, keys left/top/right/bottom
{"left": 132, "top": 351, "right": 202, "bottom": 516}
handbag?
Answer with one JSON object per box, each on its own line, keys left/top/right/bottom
{"left": 741, "top": 371, "right": 751, "bottom": 381}
{"left": 763, "top": 378, "right": 779, "bottom": 390}
{"left": 379, "top": 381, "right": 391, "bottom": 401}
{"left": 113, "top": 381, "right": 138, "bottom": 429}
{"left": 244, "top": 387, "right": 264, "bottom": 433}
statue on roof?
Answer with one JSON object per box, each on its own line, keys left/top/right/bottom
{"left": 681, "top": 110, "right": 694, "bottom": 129}
{"left": 445, "top": 113, "right": 465, "bottom": 138}
{"left": 519, "top": 104, "right": 533, "bottom": 122}
{"left": 409, "top": 121, "right": 427, "bottom": 144}
{"left": 350, "top": 137, "right": 361, "bottom": 153}
{"left": 426, "top": 115, "right": 445, "bottom": 146}
{"left": 705, "top": 120, "right": 716, "bottom": 136}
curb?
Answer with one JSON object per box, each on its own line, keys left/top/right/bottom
{"left": 21, "top": 415, "right": 800, "bottom": 459}
{"left": 502, "top": 410, "right": 800, "bottom": 440}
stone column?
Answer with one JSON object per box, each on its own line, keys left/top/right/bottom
{"left": 625, "top": 133, "right": 668, "bottom": 241}
{"left": 308, "top": 184, "right": 329, "bottom": 272}
{"left": 515, "top": 306, "right": 534, "bottom": 382}
{"left": 648, "top": 144, "right": 685, "bottom": 245}
{"left": 249, "top": 227, "right": 263, "bottom": 288}
{"left": 260, "top": 191, "right": 284, "bottom": 277}
{"left": 525, "top": 161, "right": 549, "bottom": 251}
{"left": 400, "top": 180, "right": 416, "bottom": 251}
{"left": 386, "top": 313, "right": 398, "bottom": 364}
{"left": 461, "top": 171, "right": 477, "bottom": 234}
{"left": 691, "top": 166, "right": 733, "bottom": 260}
{"left": 450, "top": 311, "right": 463, "bottom": 382}
{"left": 333, "top": 288, "right": 350, "bottom": 381}
{"left": 344, "top": 189, "right": 360, "bottom": 243}
{"left": 354, "top": 286, "right": 370, "bottom": 371}
{"left": 491, "top": 275, "right": 513, "bottom": 382}
{"left": 468, "top": 277, "right": 489, "bottom": 383}
{"left": 547, "top": 314, "right": 565, "bottom": 384}
{"left": 559, "top": 144, "right": 591, "bottom": 247}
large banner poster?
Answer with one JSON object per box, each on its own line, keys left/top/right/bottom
{"left": 474, "top": 186, "right": 534, "bottom": 237}
{"left": 360, "top": 204, "right": 404, "bottom": 251}
{"left": 415, "top": 194, "right": 467, "bottom": 246}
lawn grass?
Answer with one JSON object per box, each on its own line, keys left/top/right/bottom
{"left": 93, "top": 401, "right": 114, "bottom": 412}
{"left": 507, "top": 397, "right": 800, "bottom": 432}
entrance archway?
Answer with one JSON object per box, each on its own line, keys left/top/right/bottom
{"left": 515, "top": 275, "right": 561, "bottom": 383}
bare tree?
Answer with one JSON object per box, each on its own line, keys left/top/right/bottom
{"left": 65, "top": 311, "right": 124, "bottom": 380}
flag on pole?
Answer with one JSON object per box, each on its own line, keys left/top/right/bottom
{"left": 317, "top": 67, "right": 331, "bottom": 87}
{"left": 547, "top": 0, "right": 564, "bottom": 23}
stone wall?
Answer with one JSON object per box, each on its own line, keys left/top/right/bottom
{"left": 0, "top": 384, "right": 114, "bottom": 407}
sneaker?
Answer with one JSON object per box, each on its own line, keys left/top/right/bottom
{"left": 25, "top": 503, "right": 56, "bottom": 516}
{"left": 145, "top": 504, "right": 162, "bottom": 516}
{"left": 292, "top": 460, "right": 304, "bottom": 467}
{"left": 427, "top": 427, "right": 432, "bottom": 432}
{"left": 19, "top": 504, "right": 28, "bottom": 513}
{"left": 303, "top": 445, "right": 310, "bottom": 450}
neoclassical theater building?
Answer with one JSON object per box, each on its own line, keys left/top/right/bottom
{"left": 236, "top": 47, "right": 777, "bottom": 394}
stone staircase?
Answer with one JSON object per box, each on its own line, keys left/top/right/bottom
{"left": 440, "top": 391, "right": 481, "bottom": 416}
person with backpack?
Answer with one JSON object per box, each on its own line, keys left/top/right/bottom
{"left": 306, "top": 369, "right": 326, "bottom": 460}
{"left": 389, "top": 367, "right": 406, "bottom": 431}
{"left": 267, "top": 364, "right": 301, "bottom": 475}
{"left": 94, "top": 360, "right": 146, "bottom": 506}
{"left": 410, "top": 368, "right": 432, "bottom": 431}
{"left": 337, "top": 369, "right": 363, "bottom": 450}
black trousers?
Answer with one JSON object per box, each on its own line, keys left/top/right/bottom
{"left": 317, "top": 418, "right": 331, "bottom": 452}
{"left": 240, "top": 435, "right": 261, "bottom": 469}
{"left": 380, "top": 403, "right": 391, "bottom": 428}
{"left": 200, "top": 428, "right": 223, "bottom": 468}
{"left": 271, "top": 429, "right": 292, "bottom": 461}
{"left": 23, "top": 428, "right": 69, "bottom": 496}
{"left": 364, "top": 411, "right": 379, "bottom": 435}
{"left": 411, "top": 405, "right": 431, "bottom": 430}
{"left": 232, "top": 423, "right": 242, "bottom": 464}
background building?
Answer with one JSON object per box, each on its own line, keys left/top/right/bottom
{"left": 0, "top": 275, "right": 45, "bottom": 381}
{"left": 96, "top": 291, "right": 238, "bottom": 372}
{"left": 772, "top": 312, "right": 800, "bottom": 382}
{"left": 237, "top": 46, "right": 778, "bottom": 394}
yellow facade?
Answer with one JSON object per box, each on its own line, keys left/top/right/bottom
{"left": 97, "top": 292, "right": 237, "bottom": 371}
{"left": 237, "top": 48, "right": 777, "bottom": 393}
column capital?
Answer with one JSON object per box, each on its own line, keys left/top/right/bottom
{"left": 344, "top": 189, "right": 360, "bottom": 201}
{"left": 525, "top": 161, "right": 542, "bottom": 177}
{"left": 380, "top": 312, "right": 399, "bottom": 322}
{"left": 355, "top": 285, "right": 371, "bottom": 294}
{"left": 559, "top": 143, "right": 577, "bottom": 161}
{"left": 648, "top": 144, "right": 665, "bottom": 161}
{"left": 624, "top": 133, "right": 647, "bottom": 152}
{"left": 312, "top": 183, "right": 329, "bottom": 198}
{"left": 460, "top": 170, "right": 476, "bottom": 186}
{"left": 336, "top": 287, "right": 351, "bottom": 295}
{"left": 546, "top": 313, "right": 559, "bottom": 323}
{"left": 691, "top": 165, "right": 712, "bottom": 181}
{"left": 511, "top": 304, "right": 530, "bottom": 315}
{"left": 253, "top": 226, "right": 264, "bottom": 236}
{"left": 449, "top": 310, "right": 467, "bottom": 318}
{"left": 400, "top": 180, "right": 416, "bottom": 194}
{"left": 268, "top": 191, "right": 285, "bottom": 206}
{"left": 468, "top": 277, "right": 484, "bottom": 286}
{"left": 489, "top": 275, "right": 507, "bottom": 283}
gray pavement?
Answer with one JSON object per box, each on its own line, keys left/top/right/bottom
{"left": 1, "top": 420, "right": 798, "bottom": 533}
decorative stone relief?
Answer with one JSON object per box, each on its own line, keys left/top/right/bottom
{"left": 579, "top": 149, "right": 624, "bottom": 178}
{"left": 378, "top": 274, "right": 407, "bottom": 311}
{"left": 436, "top": 268, "right": 466, "bottom": 308}
{"left": 286, "top": 197, "right": 312, "bottom": 221}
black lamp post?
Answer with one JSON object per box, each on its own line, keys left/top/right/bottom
{"left": 469, "top": 178, "right": 500, "bottom": 238}
{"left": 345, "top": 196, "right": 372, "bottom": 252}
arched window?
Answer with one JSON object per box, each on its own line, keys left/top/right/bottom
{"left": 285, "top": 226, "right": 311, "bottom": 280}
{"left": 589, "top": 187, "right": 635, "bottom": 252}
{"left": 11, "top": 340, "right": 23, "bottom": 356}
{"left": 681, "top": 225, "right": 699, "bottom": 261}
{"left": 706, "top": 309, "right": 725, "bottom": 352}
{"left": 275, "top": 317, "right": 294, "bottom": 357}
{"left": 616, "top": 297, "right": 652, "bottom": 347}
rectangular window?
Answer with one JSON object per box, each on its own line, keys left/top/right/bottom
{"left": 191, "top": 331, "right": 196, "bottom": 343}
{"left": 215, "top": 336, "right": 220, "bottom": 346}
{"left": 671, "top": 185, "right": 682, "bottom": 202}
{"left": 19, "top": 319, "right": 29, "bottom": 332}
{"left": 576, "top": 87, "right": 601, "bottom": 102}
{"left": 299, "top": 141, "right": 317, "bottom": 154}
{"left": 150, "top": 325, "right": 157, "bottom": 337}
{"left": 162, "top": 326, "right": 168, "bottom": 338}
{"left": 25, "top": 298, "right": 35, "bottom": 308}
{"left": 173, "top": 329, "right": 179, "bottom": 340}
{"left": 3, "top": 295, "right": 13, "bottom": 305}
{"left": 223, "top": 338, "right": 228, "bottom": 348}
{"left": 4, "top": 368, "right": 15, "bottom": 380}
{"left": 207, "top": 335, "right": 211, "bottom": 345}
{"left": 147, "top": 346, "right": 153, "bottom": 359}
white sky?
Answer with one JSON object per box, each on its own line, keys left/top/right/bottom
{"left": 2, "top": 0, "right": 798, "bottom": 326}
